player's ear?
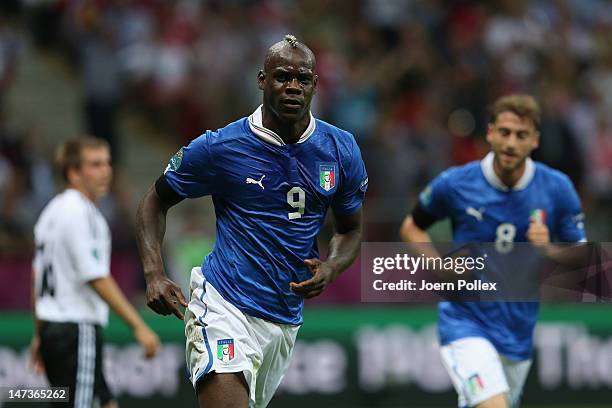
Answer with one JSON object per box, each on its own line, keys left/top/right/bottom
{"left": 485, "top": 124, "right": 494, "bottom": 144}
{"left": 532, "top": 130, "right": 540, "bottom": 149}
{"left": 66, "top": 165, "right": 80, "bottom": 187}
{"left": 312, "top": 74, "right": 318, "bottom": 94}
{"left": 257, "top": 70, "right": 266, "bottom": 90}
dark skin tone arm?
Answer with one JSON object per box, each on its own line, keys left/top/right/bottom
{"left": 136, "top": 186, "right": 188, "bottom": 320}
{"left": 290, "top": 209, "right": 362, "bottom": 299}
{"left": 29, "top": 268, "right": 44, "bottom": 374}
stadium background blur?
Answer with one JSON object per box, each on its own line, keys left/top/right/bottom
{"left": 0, "top": 0, "right": 611, "bottom": 407}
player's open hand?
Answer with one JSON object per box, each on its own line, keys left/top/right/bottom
{"left": 290, "top": 259, "right": 336, "bottom": 299}
{"left": 527, "top": 220, "right": 550, "bottom": 247}
{"left": 134, "top": 325, "right": 161, "bottom": 359}
{"left": 145, "top": 275, "right": 188, "bottom": 320}
{"left": 29, "top": 335, "right": 45, "bottom": 375}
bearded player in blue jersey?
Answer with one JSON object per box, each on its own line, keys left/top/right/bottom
{"left": 136, "top": 35, "right": 367, "bottom": 408}
{"left": 401, "top": 95, "right": 586, "bottom": 408}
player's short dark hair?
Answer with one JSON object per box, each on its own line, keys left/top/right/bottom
{"left": 489, "top": 94, "right": 541, "bottom": 130}
{"left": 264, "top": 34, "right": 315, "bottom": 72}
{"left": 283, "top": 34, "right": 299, "bottom": 48}
{"left": 55, "top": 136, "right": 110, "bottom": 184}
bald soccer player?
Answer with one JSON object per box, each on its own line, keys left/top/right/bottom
{"left": 136, "top": 35, "right": 368, "bottom": 408}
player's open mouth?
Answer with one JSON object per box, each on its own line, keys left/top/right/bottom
{"left": 280, "top": 99, "right": 302, "bottom": 107}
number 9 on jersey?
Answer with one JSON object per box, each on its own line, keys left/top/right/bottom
{"left": 287, "top": 187, "right": 305, "bottom": 220}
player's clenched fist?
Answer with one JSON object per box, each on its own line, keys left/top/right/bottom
{"left": 134, "top": 325, "right": 161, "bottom": 358}
{"left": 290, "top": 259, "right": 336, "bottom": 299}
{"left": 527, "top": 220, "right": 550, "bottom": 246}
{"left": 145, "top": 275, "right": 188, "bottom": 320}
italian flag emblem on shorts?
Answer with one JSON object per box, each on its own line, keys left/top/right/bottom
{"left": 217, "top": 339, "right": 235, "bottom": 362}
{"left": 319, "top": 165, "right": 336, "bottom": 191}
{"left": 467, "top": 374, "right": 484, "bottom": 395}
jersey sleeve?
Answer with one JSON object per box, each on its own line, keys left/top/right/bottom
{"left": 330, "top": 139, "right": 368, "bottom": 215}
{"left": 417, "top": 170, "right": 453, "bottom": 220}
{"left": 63, "top": 207, "right": 109, "bottom": 283}
{"left": 555, "top": 175, "right": 586, "bottom": 242}
{"left": 163, "top": 131, "right": 217, "bottom": 198}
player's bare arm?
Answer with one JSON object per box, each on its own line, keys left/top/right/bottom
{"left": 527, "top": 219, "right": 591, "bottom": 269}
{"left": 29, "top": 268, "right": 45, "bottom": 374}
{"left": 400, "top": 215, "right": 443, "bottom": 267}
{"left": 88, "top": 276, "right": 160, "bottom": 358}
{"left": 136, "top": 180, "right": 188, "bottom": 320}
{"left": 400, "top": 215, "right": 471, "bottom": 281}
{"left": 290, "top": 209, "right": 362, "bottom": 299}
{"left": 400, "top": 215, "right": 433, "bottom": 244}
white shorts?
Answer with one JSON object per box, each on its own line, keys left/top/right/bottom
{"left": 440, "top": 337, "right": 532, "bottom": 408}
{"left": 185, "top": 267, "right": 299, "bottom": 408}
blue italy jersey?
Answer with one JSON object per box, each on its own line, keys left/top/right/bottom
{"left": 419, "top": 152, "right": 585, "bottom": 360}
{"left": 164, "top": 106, "right": 368, "bottom": 325}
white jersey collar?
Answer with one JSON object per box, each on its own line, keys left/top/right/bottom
{"left": 248, "top": 105, "right": 316, "bottom": 146}
{"left": 65, "top": 187, "right": 95, "bottom": 205}
{"left": 481, "top": 151, "right": 535, "bottom": 191}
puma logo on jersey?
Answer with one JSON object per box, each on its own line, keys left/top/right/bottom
{"left": 466, "top": 207, "right": 485, "bottom": 222}
{"left": 246, "top": 175, "right": 265, "bottom": 190}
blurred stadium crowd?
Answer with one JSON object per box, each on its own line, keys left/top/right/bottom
{"left": 0, "top": 0, "right": 611, "bottom": 306}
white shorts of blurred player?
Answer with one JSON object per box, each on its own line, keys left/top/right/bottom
{"left": 185, "top": 267, "right": 299, "bottom": 408}
{"left": 440, "top": 337, "right": 532, "bottom": 408}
